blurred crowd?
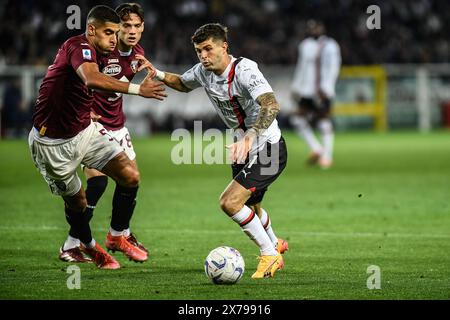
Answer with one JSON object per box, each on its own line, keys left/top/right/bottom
{"left": 1, "top": 0, "right": 449, "bottom": 137}
{"left": 0, "top": 0, "right": 449, "bottom": 66}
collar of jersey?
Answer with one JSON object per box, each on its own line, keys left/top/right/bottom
{"left": 119, "top": 49, "right": 132, "bottom": 56}
{"left": 217, "top": 55, "right": 236, "bottom": 79}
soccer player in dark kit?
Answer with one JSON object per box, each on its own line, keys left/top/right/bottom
{"left": 29, "top": 5, "right": 166, "bottom": 269}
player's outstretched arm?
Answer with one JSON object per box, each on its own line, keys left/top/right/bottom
{"left": 160, "top": 72, "right": 192, "bottom": 93}
{"left": 154, "top": 71, "right": 191, "bottom": 93}
{"left": 134, "top": 54, "right": 191, "bottom": 93}
{"left": 76, "top": 62, "right": 167, "bottom": 100}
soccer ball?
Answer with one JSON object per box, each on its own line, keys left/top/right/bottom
{"left": 204, "top": 246, "right": 245, "bottom": 284}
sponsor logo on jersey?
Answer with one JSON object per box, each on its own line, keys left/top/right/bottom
{"left": 131, "top": 60, "right": 139, "bottom": 73}
{"left": 103, "top": 64, "right": 122, "bottom": 76}
{"left": 82, "top": 49, "right": 92, "bottom": 60}
{"left": 108, "top": 58, "right": 119, "bottom": 63}
{"left": 248, "top": 79, "right": 266, "bottom": 92}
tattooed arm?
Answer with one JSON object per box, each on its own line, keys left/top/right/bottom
{"left": 247, "top": 92, "right": 281, "bottom": 137}
{"left": 227, "top": 92, "right": 280, "bottom": 163}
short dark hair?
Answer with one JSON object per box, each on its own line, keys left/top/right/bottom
{"left": 116, "top": 3, "right": 145, "bottom": 22}
{"left": 191, "top": 23, "right": 228, "bottom": 44}
{"left": 87, "top": 5, "right": 120, "bottom": 26}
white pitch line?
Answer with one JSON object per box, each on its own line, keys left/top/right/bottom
{"left": 0, "top": 225, "right": 449, "bottom": 239}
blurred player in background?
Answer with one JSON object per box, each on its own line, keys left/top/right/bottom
{"left": 29, "top": 5, "right": 166, "bottom": 269}
{"left": 149, "top": 23, "right": 288, "bottom": 279}
{"left": 59, "top": 3, "right": 150, "bottom": 265}
{"left": 290, "top": 20, "right": 341, "bottom": 169}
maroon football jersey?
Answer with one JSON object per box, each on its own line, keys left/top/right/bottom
{"left": 32, "top": 34, "right": 100, "bottom": 139}
{"left": 93, "top": 44, "right": 145, "bottom": 131}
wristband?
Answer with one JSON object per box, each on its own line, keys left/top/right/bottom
{"left": 128, "top": 83, "right": 141, "bottom": 95}
{"left": 155, "top": 69, "right": 166, "bottom": 81}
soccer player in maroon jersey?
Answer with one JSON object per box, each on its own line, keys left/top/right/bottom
{"left": 59, "top": 3, "right": 151, "bottom": 263}
{"left": 28, "top": 5, "right": 166, "bottom": 269}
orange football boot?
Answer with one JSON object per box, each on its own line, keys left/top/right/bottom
{"left": 105, "top": 232, "right": 148, "bottom": 262}
{"left": 82, "top": 243, "right": 120, "bottom": 269}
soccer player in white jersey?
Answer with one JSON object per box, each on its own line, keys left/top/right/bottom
{"left": 290, "top": 20, "right": 341, "bottom": 169}
{"left": 145, "top": 23, "right": 289, "bottom": 279}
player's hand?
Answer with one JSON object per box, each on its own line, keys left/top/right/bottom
{"left": 226, "top": 130, "right": 256, "bottom": 164}
{"left": 139, "top": 76, "right": 167, "bottom": 100}
{"left": 135, "top": 54, "right": 157, "bottom": 78}
{"left": 90, "top": 111, "right": 101, "bottom": 122}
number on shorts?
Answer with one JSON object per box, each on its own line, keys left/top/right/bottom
{"left": 99, "top": 128, "right": 114, "bottom": 141}
{"left": 125, "top": 133, "right": 132, "bottom": 148}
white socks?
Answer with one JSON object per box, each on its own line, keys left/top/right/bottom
{"left": 291, "top": 115, "right": 322, "bottom": 154}
{"left": 317, "top": 118, "right": 334, "bottom": 161}
{"left": 82, "top": 239, "right": 96, "bottom": 249}
{"left": 111, "top": 228, "right": 130, "bottom": 237}
{"left": 109, "top": 227, "right": 123, "bottom": 237}
{"left": 63, "top": 235, "right": 80, "bottom": 251}
{"left": 123, "top": 228, "right": 131, "bottom": 237}
{"left": 259, "top": 208, "right": 278, "bottom": 247}
{"left": 231, "top": 206, "right": 278, "bottom": 256}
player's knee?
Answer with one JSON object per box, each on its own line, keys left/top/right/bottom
{"left": 219, "top": 196, "right": 231, "bottom": 213}
{"left": 219, "top": 194, "right": 241, "bottom": 215}
{"left": 121, "top": 167, "right": 140, "bottom": 187}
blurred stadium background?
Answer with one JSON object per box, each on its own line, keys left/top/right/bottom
{"left": 1, "top": 0, "right": 450, "bottom": 137}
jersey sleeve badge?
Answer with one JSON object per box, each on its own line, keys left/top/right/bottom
{"left": 82, "top": 49, "right": 92, "bottom": 60}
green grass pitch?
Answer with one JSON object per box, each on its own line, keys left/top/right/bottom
{"left": 0, "top": 131, "right": 449, "bottom": 299}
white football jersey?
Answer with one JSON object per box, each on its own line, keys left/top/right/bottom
{"left": 291, "top": 36, "right": 341, "bottom": 98}
{"left": 181, "top": 56, "right": 281, "bottom": 152}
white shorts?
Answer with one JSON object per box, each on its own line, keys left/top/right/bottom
{"left": 104, "top": 127, "right": 136, "bottom": 161}
{"left": 81, "top": 126, "right": 135, "bottom": 172}
{"left": 28, "top": 122, "right": 124, "bottom": 197}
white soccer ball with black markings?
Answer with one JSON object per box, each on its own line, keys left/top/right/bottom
{"left": 204, "top": 246, "right": 245, "bottom": 284}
